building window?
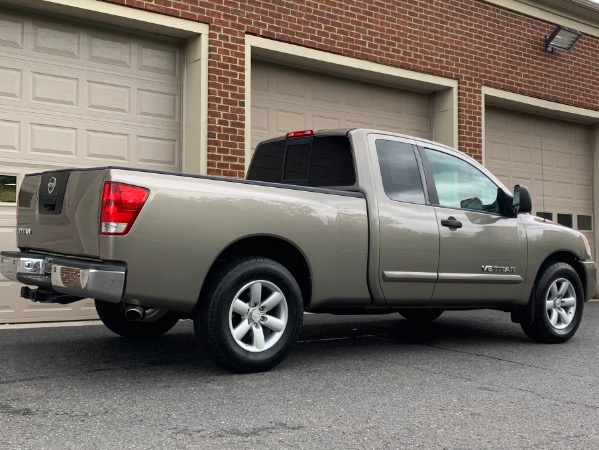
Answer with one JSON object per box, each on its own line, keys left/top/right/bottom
{"left": 577, "top": 215, "right": 593, "bottom": 231}
{"left": 0, "top": 175, "right": 17, "bottom": 203}
{"left": 537, "top": 212, "right": 553, "bottom": 221}
{"left": 557, "top": 213, "right": 573, "bottom": 228}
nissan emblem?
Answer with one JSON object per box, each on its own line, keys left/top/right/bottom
{"left": 48, "top": 177, "right": 57, "bottom": 195}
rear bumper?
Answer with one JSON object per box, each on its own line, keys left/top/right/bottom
{"left": 581, "top": 260, "right": 598, "bottom": 302}
{"left": 0, "top": 251, "right": 125, "bottom": 303}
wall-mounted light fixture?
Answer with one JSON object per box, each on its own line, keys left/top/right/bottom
{"left": 545, "top": 25, "right": 582, "bottom": 53}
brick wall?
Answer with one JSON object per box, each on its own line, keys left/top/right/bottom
{"left": 102, "top": 0, "right": 599, "bottom": 175}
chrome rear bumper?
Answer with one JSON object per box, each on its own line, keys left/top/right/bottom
{"left": 0, "top": 251, "right": 125, "bottom": 303}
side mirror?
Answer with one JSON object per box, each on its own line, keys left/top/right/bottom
{"left": 513, "top": 185, "right": 532, "bottom": 214}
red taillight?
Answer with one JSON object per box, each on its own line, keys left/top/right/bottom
{"left": 100, "top": 182, "right": 149, "bottom": 235}
{"left": 285, "top": 130, "right": 314, "bottom": 139}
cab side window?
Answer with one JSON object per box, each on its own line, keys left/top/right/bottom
{"left": 376, "top": 139, "right": 425, "bottom": 204}
{"left": 424, "top": 148, "right": 501, "bottom": 214}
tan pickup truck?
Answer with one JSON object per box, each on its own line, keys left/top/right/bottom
{"left": 1, "top": 129, "right": 596, "bottom": 372}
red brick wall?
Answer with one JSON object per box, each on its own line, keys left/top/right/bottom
{"left": 102, "top": 0, "right": 599, "bottom": 175}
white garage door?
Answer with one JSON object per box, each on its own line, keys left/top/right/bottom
{"left": 0, "top": 9, "right": 183, "bottom": 323}
{"left": 251, "top": 62, "right": 431, "bottom": 151}
{"left": 485, "top": 107, "right": 594, "bottom": 254}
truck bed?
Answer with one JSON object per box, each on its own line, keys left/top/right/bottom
{"left": 15, "top": 167, "right": 371, "bottom": 312}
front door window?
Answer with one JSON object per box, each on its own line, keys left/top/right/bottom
{"left": 425, "top": 149, "right": 501, "bottom": 214}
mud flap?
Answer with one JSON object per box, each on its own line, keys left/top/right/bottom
{"left": 510, "top": 286, "right": 535, "bottom": 324}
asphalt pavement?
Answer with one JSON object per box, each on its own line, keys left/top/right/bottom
{"left": 2, "top": 305, "right": 599, "bottom": 449}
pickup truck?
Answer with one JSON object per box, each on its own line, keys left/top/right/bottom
{"left": 1, "top": 129, "right": 596, "bottom": 372}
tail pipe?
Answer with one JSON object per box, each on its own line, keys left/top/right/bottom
{"left": 124, "top": 305, "right": 145, "bottom": 321}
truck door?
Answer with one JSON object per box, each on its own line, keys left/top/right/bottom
{"left": 419, "top": 146, "right": 527, "bottom": 306}
{"left": 367, "top": 135, "right": 440, "bottom": 305}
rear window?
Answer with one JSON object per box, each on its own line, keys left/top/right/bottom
{"left": 247, "top": 135, "right": 356, "bottom": 188}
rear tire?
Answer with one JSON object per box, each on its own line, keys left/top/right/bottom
{"left": 195, "top": 257, "right": 303, "bottom": 373}
{"left": 520, "top": 262, "right": 584, "bottom": 344}
{"left": 398, "top": 309, "right": 443, "bottom": 322}
{"left": 95, "top": 300, "right": 179, "bottom": 338}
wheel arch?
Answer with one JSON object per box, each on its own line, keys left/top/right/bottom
{"left": 513, "top": 251, "right": 587, "bottom": 325}
{"left": 536, "top": 251, "right": 587, "bottom": 298}
{"left": 197, "top": 235, "right": 312, "bottom": 311}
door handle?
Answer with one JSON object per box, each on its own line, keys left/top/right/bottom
{"left": 441, "top": 217, "right": 462, "bottom": 229}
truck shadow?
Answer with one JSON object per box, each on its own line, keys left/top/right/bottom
{"left": 0, "top": 310, "right": 540, "bottom": 383}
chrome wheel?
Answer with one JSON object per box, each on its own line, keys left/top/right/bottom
{"left": 196, "top": 257, "right": 303, "bottom": 372}
{"left": 228, "top": 280, "right": 288, "bottom": 352}
{"left": 545, "top": 277, "right": 576, "bottom": 330}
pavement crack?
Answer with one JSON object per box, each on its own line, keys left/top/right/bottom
{"left": 0, "top": 375, "right": 55, "bottom": 385}
{"left": 406, "top": 354, "right": 599, "bottom": 412}
{"left": 423, "top": 343, "right": 583, "bottom": 378}
{"left": 0, "top": 402, "right": 36, "bottom": 417}
{"left": 211, "top": 422, "right": 304, "bottom": 439}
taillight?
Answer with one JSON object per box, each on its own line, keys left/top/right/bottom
{"left": 100, "top": 182, "right": 149, "bottom": 235}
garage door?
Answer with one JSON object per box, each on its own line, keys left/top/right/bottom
{"left": 0, "top": 9, "right": 183, "bottom": 323}
{"left": 251, "top": 62, "right": 431, "bottom": 150}
{"left": 485, "top": 107, "right": 594, "bottom": 255}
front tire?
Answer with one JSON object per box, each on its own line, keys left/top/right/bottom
{"left": 95, "top": 300, "right": 179, "bottom": 338}
{"left": 195, "top": 257, "right": 304, "bottom": 373}
{"left": 520, "top": 262, "right": 584, "bottom": 343}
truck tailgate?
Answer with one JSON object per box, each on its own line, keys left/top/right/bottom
{"left": 17, "top": 168, "right": 106, "bottom": 258}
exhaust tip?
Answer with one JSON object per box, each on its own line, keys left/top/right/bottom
{"left": 124, "top": 305, "right": 144, "bottom": 321}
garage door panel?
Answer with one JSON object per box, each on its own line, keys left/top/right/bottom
{"left": 555, "top": 182, "right": 575, "bottom": 201}
{"left": 34, "top": 21, "right": 80, "bottom": 58}
{"left": 0, "top": 12, "right": 24, "bottom": 48}
{"left": 374, "top": 117, "right": 429, "bottom": 138}
{"left": 0, "top": 66, "right": 22, "bottom": 100}
{"left": 309, "top": 77, "right": 341, "bottom": 102}
{"left": 86, "top": 130, "right": 130, "bottom": 162}
{"left": 137, "top": 42, "right": 180, "bottom": 76}
{"left": 576, "top": 154, "right": 593, "bottom": 171}
{"left": 273, "top": 109, "right": 307, "bottom": 134}
{"left": 553, "top": 150, "right": 576, "bottom": 171}
{"left": 486, "top": 139, "right": 510, "bottom": 163}
{"left": 30, "top": 122, "right": 78, "bottom": 158}
{"left": 251, "top": 63, "right": 270, "bottom": 91}
{"left": 0, "top": 12, "right": 180, "bottom": 82}
{"left": 345, "top": 84, "right": 376, "bottom": 109}
{"left": 32, "top": 71, "right": 79, "bottom": 107}
{"left": 0, "top": 110, "right": 180, "bottom": 168}
{"left": 0, "top": 59, "right": 180, "bottom": 128}
{"left": 87, "top": 81, "right": 131, "bottom": 115}
{"left": 311, "top": 115, "right": 342, "bottom": 130}
{"left": 137, "top": 88, "right": 179, "bottom": 121}
{"left": 251, "top": 106, "right": 269, "bottom": 132}
{"left": 88, "top": 32, "right": 132, "bottom": 68}
{"left": 273, "top": 70, "right": 306, "bottom": 97}
{"left": 137, "top": 134, "right": 179, "bottom": 168}
{"left": 251, "top": 62, "right": 431, "bottom": 150}
{"left": 0, "top": 118, "right": 20, "bottom": 152}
